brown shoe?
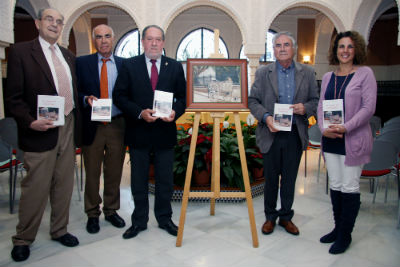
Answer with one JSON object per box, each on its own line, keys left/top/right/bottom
{"left": 261, "top": 220, "right": 276, "bottom": 235}
{"left": 278, "top": 220, "right": 299, "bottom": 235}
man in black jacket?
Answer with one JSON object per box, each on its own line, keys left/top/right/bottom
{"left": 113, "top": 25, "right": 186, "bottom": 239}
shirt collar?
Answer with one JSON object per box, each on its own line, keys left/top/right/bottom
{"left": 145, "top": 55, "right": 161, "bottom": 64}
{"left": 97, "top": 53, "right": 115, "bottom": 63}
{"left": 39, "top": 35, "right": 58, "bottom": 50}
{"left": 276, "top": 61, "right": 294, "bottom": 73}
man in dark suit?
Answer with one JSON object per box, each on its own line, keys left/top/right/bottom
{"left": 248, "top": 31, "right": 319, "bottom": 236}
{"left": 5, "top": 8, "right": 81, "bottom": 262}
{"left": 113, "top": 25, "right": 186, "bottom": 239}
{"left": 76, "top": 24, "right": 126, "bottom": 234}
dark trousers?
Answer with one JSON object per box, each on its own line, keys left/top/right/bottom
{"left": 263, "top": 126, "right": 302, "bottom": 221}
{"left": 129, "top": 147, "right": 174, "bottom": 227}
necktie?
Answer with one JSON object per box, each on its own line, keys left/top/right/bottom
{"left": 100, "top": 58, "right": 110, "bottom": 98}
{"left": 50, "top": 45, "right": 73, "bottom": 115}
{"left": 150, "top": 59, "right": 158, "bottom": 91}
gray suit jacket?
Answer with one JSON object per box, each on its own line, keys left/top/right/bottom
{"left": 248, "top": 61, "right": 319, "bottom": 153}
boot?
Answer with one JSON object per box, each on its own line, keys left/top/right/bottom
{"left": 320, "top": 189, "right": 342, "bottom": 243}
{"left": 329, "top": 193, "right": 360, "bottom": 254}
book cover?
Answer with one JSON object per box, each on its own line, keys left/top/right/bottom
{"left": 37, "top": 95, "right": 65, "bottom": 126}
{"left": 273, "top": 103, "right": 293, "bottom": 131}
{"left": 153, "top": 90, "right": 173, "bottom": 118}
{"left": 91, "top": 99, "right": 112, "bottom": 122}
{"left": 322, "top": 99, "right": 344, "bottom": 128}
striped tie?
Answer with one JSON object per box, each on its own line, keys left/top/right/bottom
{"left": 50, "top": 45, "right": 73, "bottom": 115}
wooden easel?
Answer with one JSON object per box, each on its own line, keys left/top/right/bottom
{"left": 176, "top": 109, "right": 259, "bottom": 248}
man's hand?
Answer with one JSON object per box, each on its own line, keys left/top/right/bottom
{"left": 161, "top": 110, "right": 176, "bottom": 122}
{"left": 290, "top": 103, "right": 306, "bottom": 115}
{"left": 266, "top": 116, "right": 279, "bottom": 132}
{"left": 85, "top": 95, "right": 98, "bottom": 107}
{"left": 30, "top": 119, "right": 56, "bottom": 131}
{"left": 141, "top": 109, "right": 158, "bottom": 123}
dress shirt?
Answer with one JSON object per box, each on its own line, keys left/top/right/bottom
{"left": 262, "top": 61, "right": 296, "bottom": 124}
{"left": 38, "top": 36, "right": 74, "bottom": 108}
{"left": 277, "top": 61, "right": 295, "bottom": 105}
{"left": 97, "top": 53, "right": 121, "bottom": 117}
{"left": 145, "top": 55, "right": 161, "bottom": 77}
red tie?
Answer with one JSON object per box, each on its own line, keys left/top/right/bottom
{"left": 150, "top": 59, "right": 158, "bottom": 91}
{"left": 100, "top": 58, "right": 110, "bottom": 98}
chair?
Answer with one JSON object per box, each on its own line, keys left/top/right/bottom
{"left": 369, "top": 116, "right": 381, "bottom": 137}
{"left": 383, "top": 116, "right": 400, "bottom": 128}
{"left": 0, "top": 118, "right": 24, "bottom": 214}
{"left": 304, "top": 124, "right": 323, "bottom": 182}
{"left": 361, "top": 140, "right": 398, "bottom": 204}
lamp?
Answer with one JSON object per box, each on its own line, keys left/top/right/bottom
{"left": 303, "top": 55, "right": 310, "bottom": 64}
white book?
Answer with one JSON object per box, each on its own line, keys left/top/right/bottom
{"left": 91, "top": 99, "right": 112, "bottom": 122}
{"left": 37, "top": 95, "right": 64, "bottom": 126}
{"left": 153, "top": 90, "right": 173, "bottom": 118}
{"left": 273, "top": 103, "right": 293, "bottom": 131}
{"left": 322, "top": 99, "right": 344, "bottom": 128}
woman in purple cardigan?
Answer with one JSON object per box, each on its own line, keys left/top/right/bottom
{"left": 317, "top": 31, "right": 377, "bottom": 254}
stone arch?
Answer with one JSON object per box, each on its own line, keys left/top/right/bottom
{"left": 61, "top": 0, "right": 140, "bottom": 48}
{"left": 264, "top": 0, "right": 345, "bottom": 39}
{"left": 162, "top": 0, "right": 247, "bottom": 47}
{"left": 353, "top": 0, "right": 397, "bottom": 44}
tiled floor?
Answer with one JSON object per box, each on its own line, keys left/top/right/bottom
{"left": 0, "top": 149, "right": 399, "bottom": 266}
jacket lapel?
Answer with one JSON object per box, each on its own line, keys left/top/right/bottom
{"left": 90, "top": 53, "right": 100, "bottom": 91}
{"left": 157, "top": 56, "right": 169, "bottom": 91}
{"left": 268, "top": 63, "right": 279, "bottom": 98}
{"left": 294, "top": 62, "right": 305, "bottom": 100}
{"left": 31, "top": 38, "right": 57, "bottom": 93}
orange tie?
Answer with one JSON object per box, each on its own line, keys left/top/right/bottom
{"left": 100, "top": 58, "right": 110, "bottom": 98}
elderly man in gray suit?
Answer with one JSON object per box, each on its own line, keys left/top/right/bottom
{"left": 248, "top": 31, "right": 319, "bottom": 236}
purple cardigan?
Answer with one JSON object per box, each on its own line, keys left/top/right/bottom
{"left": 317, "top": 66, "right": 377, "bottom": 166}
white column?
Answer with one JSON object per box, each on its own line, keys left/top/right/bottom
{"left": 246, "top": 54, "right": 262, "bottom": 86}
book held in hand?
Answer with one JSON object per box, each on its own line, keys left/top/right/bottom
{"left": 322, "top": 99, "right": 344, "bottom": 128}
{"left": 37, "top": 95, "right": 64, "bottom": 126}
{"left": 91, "top": 99, "right": 112, "bottom": 122}
{"left": 153, "top": 90, "right": 173, "bottom": 118}
{"left": 273, "top": 103, "right": 293, "bottom": 131}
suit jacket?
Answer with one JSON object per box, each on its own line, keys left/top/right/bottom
{"left": 248, "top": 61, "right": 319, "bottom": 153}
{"left": 76, "top": 53, "right": 124, "bottom": 145}
{"left": 113, "top": 54, "right": 186, "bottom": 149}
{"left": 5, "top": 38, "right": 81, "bottom": 152}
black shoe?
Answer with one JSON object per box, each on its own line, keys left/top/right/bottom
{"left": 11, "top": 245, "right": 30, "bottom": 262}
{"left": 159, "top": 220, "right": 178, "bottom": 236}
{"left": 86, "top": 217, "right": 100, "bottom": 234}
{"left": 105, "top": 213, "right": 126, "bottom": 228}
{"left": 52, "top": 233, "right": 79, "bottom": 247}
{"left": 122, "top": 225, "right": 147, "bottom": 239}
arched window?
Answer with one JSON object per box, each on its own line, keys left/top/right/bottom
{"left": 176, "top": 28, "right": 229, "bottom": 61}
{"left": 260, "top": 30, "right": 276, "bottom": 62}
{"left": 115, "top": 29, "right": 141, "bottom": 58}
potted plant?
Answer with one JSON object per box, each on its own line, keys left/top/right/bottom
{"left": 174, "top": 119, "right": 213, "bottom": 186}
{"left": 220, "top": 116, "right": 263, "bottom": 191}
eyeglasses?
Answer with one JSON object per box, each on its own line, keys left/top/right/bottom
{"left": 42, "top": 16, "right": 64, "bottom": 26}
{"left": 95, "top": 34, "right": 112, "bottom": 40}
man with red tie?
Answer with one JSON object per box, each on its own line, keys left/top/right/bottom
{"left": 113, "top": 25, "right": 186, "bottom": 239}
{"left": 5, "top": 8, "right": 81, "bottom": 262}
{"left": 76, "top": 24, "right": 126, "bottom": 234}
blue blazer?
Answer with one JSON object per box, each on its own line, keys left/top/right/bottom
{"left": 76, "top": 53, "right": 124, "bottom": 145}
{"left": 113, "top": 54, "right": 186, "bottom": 149}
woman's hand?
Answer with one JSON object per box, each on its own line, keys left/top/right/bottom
{"left": 322, "top": 125, "right": 345, "bottom": 139}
